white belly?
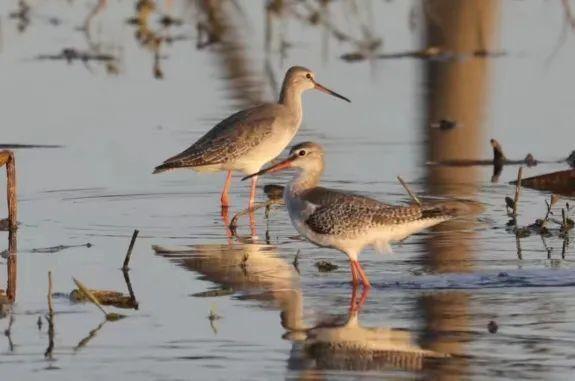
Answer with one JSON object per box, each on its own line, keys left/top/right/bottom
{"left": 232, "top": 128, "right": 296, "bottom": 174}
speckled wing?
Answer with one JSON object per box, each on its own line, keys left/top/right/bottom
{"left": 301, "top": 187, "right": 391, "bottom": 210}
{"left": 305, "top": 203, "right": 425, "bottom": 238}
{"left": 154, "top": 104, "right": 278, "bottom": 172}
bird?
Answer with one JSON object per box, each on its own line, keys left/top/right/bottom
{"left": 243, "top": 142, "right": 471, "bottom": 288}
{"left": 153, "top": 66, "right": 350, "bottom": 210}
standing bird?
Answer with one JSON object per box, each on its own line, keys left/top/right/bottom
{"left": 244, "top": 142, "right": 471, "bottom": 288}
{"left": 153, "top": 66, "right": 350, "bottom": 210}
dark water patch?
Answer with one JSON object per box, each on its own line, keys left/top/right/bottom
{"left": 0, "top": 144, "right": 63, "bottom": 149}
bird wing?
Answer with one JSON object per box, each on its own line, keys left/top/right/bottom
{"left": 301, "top": 187, "right": 392, "bottom": 210}
{"left": 159, "top": 104, "right": 279, "bottom": 168}
{"left": 305, "top": 202, "right": 424, "bottom": 237}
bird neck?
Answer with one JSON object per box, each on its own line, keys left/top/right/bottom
{"left": 278, "top": 85, "right": 303, "bottom": 127}
{"left": 288, "top": 165, "right": 324, "bottom": 195}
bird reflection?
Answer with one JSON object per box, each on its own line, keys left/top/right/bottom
{"left": 285, "top": 288, "right": 448, "bottom": 374}
{"left": 153, "top": 240, "right": 449, "bottom": 375}
{"left": 152, "top": 241, "right": 305, "bottom": 330}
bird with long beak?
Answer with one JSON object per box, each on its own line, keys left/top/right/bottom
{"left": 244, "top": 142, "right": 470, "bottom": 288}
{"left": 153, "top": 66, "right": 350, "bottom": 211}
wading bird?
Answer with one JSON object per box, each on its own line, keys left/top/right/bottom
{"left": 244, "top": 142, "right": 468, "bottom": 288}
{"left": 153, "top": 67, "right": 350, "bottom": 210}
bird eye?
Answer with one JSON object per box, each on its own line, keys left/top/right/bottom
{"left": 298, "top": 150, "right": 306, "bottom": 156}
{"left": 306, "top": 73, "right": 312, "bottom": 79}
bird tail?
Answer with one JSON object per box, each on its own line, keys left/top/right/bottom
{"left": 421, "top": 199, "right": 484, "bottom": 220}
{"left": 153, "top": 162, "right": 178, "bottom": 174}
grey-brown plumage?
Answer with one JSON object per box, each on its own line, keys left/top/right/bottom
{"left": 245, "top": 141, "right": 478, "bottom": 287}
{"left": 153, "top": 105, "right": 279, "bottom": 173}
{"left": 153, "top": 67, "right": 350, "bottom": 209}
{"left": 304, "top": 202, "right": 454, "bottom": 237}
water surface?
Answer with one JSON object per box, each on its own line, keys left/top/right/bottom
{"left": 1, "top": 1, "right": 574, "bottom": 380}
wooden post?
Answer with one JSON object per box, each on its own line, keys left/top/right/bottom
{"left": 1, "top": 150, "right": 17, "bottom": 231}
{"left": 6, "top": 229, "right": 17, "bottom": 302}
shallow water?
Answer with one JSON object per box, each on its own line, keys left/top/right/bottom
{"left": 1, "top": 1, "right": 575, "bottom": 380}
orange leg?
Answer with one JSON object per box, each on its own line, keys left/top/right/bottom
{"left": 249, "top": 175, "right": 258, "bottom": 210}
{"left": 248, "top": 208, "right": 257, "bottom": 238}
{"left": 349, "top": 286, "right": 359, "bottom": 312}
{"left": 350, "top": 260, "right": 360, "bottom": 288}
{"left": 349, "top": 283, "right": 370, "bottom": 312}
{"left": 220, "top": 170, "right": 232, "bottom": 208}
{"left": 355, "top": 261, "right": 372, "bottom": 289}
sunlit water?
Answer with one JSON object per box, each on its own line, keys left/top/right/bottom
{"left": 1, "top": 1, "right": 574, "bottom": 380}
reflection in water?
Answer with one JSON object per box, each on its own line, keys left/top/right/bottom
{"left": 154, "top": 240, "right": 450, "bottom": 376}
{"left": 191, "top": 0, "right": 266, "bottom": 109}
{"left": 153, "top": 241, "right": 305, "bottom": 331}
{"left": 421, "top": 1, "right": 499, "bottom": 379}
{"left": 286, "top": 288, "right": 448, "bottom": 375}
{"left": 1, "top": 230, "right": 17, "bottom": 310}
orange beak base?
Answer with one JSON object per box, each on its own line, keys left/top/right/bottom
{"left": 242, "top": 156, "right": 296, "bottom": 181}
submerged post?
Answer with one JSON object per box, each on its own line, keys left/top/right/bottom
{"left": 1, "top": 150, "right": 17, "bottom": 231}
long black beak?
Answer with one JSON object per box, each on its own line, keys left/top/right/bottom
{"left": 312, "top": 80, "right": 351, "bottom": 103}
{"left": 242, "top": 156, "right": 296, "bottom": 181}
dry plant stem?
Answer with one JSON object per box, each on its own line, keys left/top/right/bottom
{"left": 47, "top": 271, "right": 54, "bottom": 315}
{"left": 512, "top": 167, "right": 523, "bottom": 222}
{"left": 45, "top": 271, "right": 55, "bottom": 359}
{"left": 0, "top": 150, "right": 17, "bottom": 231}
{"left": 73, "top": 277, "right": 109, "bottom": 317}
{"left": 229, "top": 200, "right": 280, "bottom": 231}
{"left": 7, "top": 229, "right": 17, "bottom": 301}
{"left": 397, "top": 176, "right": 421, "bottom": 206}
{"left": 122, "top": 269, "right": 139, "bottom": 309}
{"left": 122, "top": 229, "right": 139, "bottom": 270}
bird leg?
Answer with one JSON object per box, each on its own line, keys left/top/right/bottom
{"left": 355, "top": 261, "right": 371, "bottom": 289}
{"left": 349, "top": 281, "right": 370, "bottom": 312}
{"left": 350, "top": 261, "right": 360, "bottom": 288}
{"left": 220, "top": 170, "right": 232, "bottom": 208}
{"left": 349, "top": 286, "right": 359, "bottom": 312}
{"left": 248, "top": 175, "right": 258, "bottom": 210}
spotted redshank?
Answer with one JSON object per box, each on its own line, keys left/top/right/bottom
{"left": 153, "top": 67, "right": 350, "bottom": 210}
{"left": 244, "top": 142, "right": 469, "bottom": 288}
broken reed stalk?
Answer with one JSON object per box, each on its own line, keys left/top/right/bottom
{"left": 47, "top": 271, "right": 54, "bottom": 315}
{"left": 0, "top": 150, "right": 17, "bottom": 231}
{"left": 73, "top": 277, "right": 108, "bottom": 317}
{"left": 122, "top": 229, "right": 139, "bottom": 271}
{"left": 397, "top": 176, "right": 421, "bottom": 206}
{"left": 72, "top": 277, "right": 125, "bottom": 321}
{"left": 45, "top": 271, "right": 55, "bottom": 359}
{"left": 7, "top": 229, "right": 17, "bottom": 301}
{"left": 512, "top": 167, "right": 523, "bottom": 222}
{"left": 229, "top": 200, "right": 280, "bottom": 232}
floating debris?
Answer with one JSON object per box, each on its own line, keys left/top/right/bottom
{"left": 427, "top": 138, "right": 538, "bottom": 183}
{"left": 208, "top": 305, "right": 222, "bottom": 334}
{"left": 191, "top": 287, "right": 234, "bottom": 298}
{"left": 315, "top": 261, "right": 339, "bottom": 272}
{"left": 0, "top": 144, "right": 62, "bottom": 149}
{"left": 72, "top": 278, "right": 126, "bottom": 321}
{"left": 31, "top": 243, "right": 92, "bottom": 254}
{"left": 70, "top": 289, "right": 136, "bottom": 309}
{"left": 429, "top": 119, "right": 459, "bottom": 130}
{"left": 488, "top": 320, "right": 498, "bottom": 334}
{"left": 510, "top": 169, "right": 575, "bottom": 197}
{"left": 263, "top": 184, "right": 285, "bottom": 200}
{"left": 35, "top": 48, "right": 116, "bottom": 64}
